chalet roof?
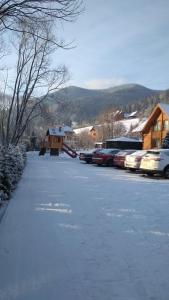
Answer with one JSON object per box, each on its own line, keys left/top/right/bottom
{"left": 106, "top": 136, "right": 141, "bottom": 142}
{"left": 132, "top": 119, "right": 147, "bottom": 133}
{"left": 159, "top": 103, "right": 169, "bottom": 116}
{"left": 47, "top": 128, "right": 65, "bottom": 137}
{"left": 142, "top": 103, "right": 169, "bottom": 133}
{"left": 73, "top": 126, "right": 94, "bottom": 135}
{"left": 124, "top": 111, "right": 137, "bottom": 118}
{"left": 62, "top": 126, "right": 74, "bottom": 133}
{"left": 129, "top": 111, "right": 137, "bottom": 117}
{"left": 119, "top": 118, "right": 139, "bottom": 133}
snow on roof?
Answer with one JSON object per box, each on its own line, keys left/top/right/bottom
{"left": 74, "top": 126, "right": 94, "bottom": 135}
{"left": 74, "top": 119, "right": 139, "bottom": 135}
{"left": 106, "top": 136, "right": 140, "bottom": 142}
{"left": 132, "top": 119, "right": 147, "bottom": 133}
{"left": 113, "top": 110, "right": 123, "bottom": 116}
{"left": 124, "top": 111, "right": 137, "bottom": 118}
{"left": 119, "top": 118, "right": 140, "bottom": 133}
{"left": 129, "top": 111, "right": 137, "bottom": 117}
{"left": 159, "top": 103, "right": 169, "bottom": 116}
{"left": 95, "top": 142, "right": 103, "bottom": 145}
{"left": 47, "top": 128, "right": 65, "bottom": 137}
{"left": 62, "top": 126, "right": 74, "bottom": 133}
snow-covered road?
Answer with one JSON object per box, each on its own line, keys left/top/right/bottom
{"left": 0, "top": 152, "right": 169, "bottom": 300}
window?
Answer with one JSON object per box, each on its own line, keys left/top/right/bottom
{"left": 153, "top": 121, "right": 161, "bottom": 131}
{"left": 152, "top": 138, "right": 161, "bottom": 148}
{"left": 163, "top": 120, "right": 169, "bottom": 130}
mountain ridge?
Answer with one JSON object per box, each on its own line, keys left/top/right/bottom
{"left": 42, "top": 83, "right": 164, "bottom": 123}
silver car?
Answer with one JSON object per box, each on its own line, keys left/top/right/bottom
{"left": 140, "top": 149, "right": 169, "bottom": 178}
{"left": 124, "top": 150, "right": 147, "bottom": 171}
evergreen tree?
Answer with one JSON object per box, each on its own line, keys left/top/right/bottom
{"left": 162, "top": 131, "right": 169, "bottom": 149}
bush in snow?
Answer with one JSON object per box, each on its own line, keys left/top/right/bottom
{"left": 0, "top": 144, "right": 26, "bottom": 205}
{"left": 0, "top": 147, "right": 7, "bottom": 205}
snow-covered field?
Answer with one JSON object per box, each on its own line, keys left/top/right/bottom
{"left": 0, "top": 152, "right": 169, "bottom": 300}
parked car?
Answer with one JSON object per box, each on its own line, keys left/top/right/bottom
{"left": 79, "top": 149, "right": 102, "bottom": 164}
{"left": 140, "top": 149, "right": 169, "bottom": 178}
{"left": 113, "top": 150, "right": 136, "bottom": 168}
{"left": 92, "top": 149, "right": 119, "bottom": 166}
{"left": 124, "top": 150, "right": 147, "bottom": 171}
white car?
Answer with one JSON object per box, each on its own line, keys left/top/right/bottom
{"left": 124, "top": 150, "right": 147, "bottom": 171}
{"left": 140, "top": 149, "right": 169, "bottom": 178}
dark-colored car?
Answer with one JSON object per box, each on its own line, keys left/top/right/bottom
{"left": 113, "top": 150, "right": 136, "bottom": 168}
{"left": 79, "top": 149, "right": 102, "bottom": 164}
{"left": 92, "top": 149, "right": 119, "bottom": 166}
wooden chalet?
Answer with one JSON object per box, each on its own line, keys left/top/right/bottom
{"left": 74, "top": 126, "right": 97, "bottom": 141}
{"left": 46, "top": 127, "right": 65, "bottom": 155}
{"left": 40, "top": 126, "right": 77, "bottom": 157}
{"left": 142, "top": 103, "right": 169, "bottom": 149}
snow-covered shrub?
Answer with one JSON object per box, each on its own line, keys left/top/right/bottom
{"left": 0, "top": 146, "right": 8, "bottom": 203}
{"left": 19, "top": 144, "right": 27, "bottom": 165}
{"left": 0, "top": 144, "right": 27, "bottom": 202}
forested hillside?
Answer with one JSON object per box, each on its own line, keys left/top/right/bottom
{"left": 42, "top": 84, "right": 160, "bottom": 124}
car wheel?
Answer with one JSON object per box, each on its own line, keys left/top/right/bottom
{"left": 106, "top": 160, "right": 113, "bottom": 167}
{"left": 164, "top": 166, "right": 169, "bottom": 179}
{"left": 147, "top": 172, "right": 153, "bottom": 177}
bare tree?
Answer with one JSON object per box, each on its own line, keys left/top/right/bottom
{"left": 0, "top": 1, "right": 83, "bottom": 38}
{"left": 0, "top": 0, "right": 83, "bottom": 145}
{"left": 76, "top": 131, "right": 94, "bottom": 149}
{"left": 96, "top": 121, "right": 126, "bottom": 142}
{"left": 0, "top": 0, "right": 82, "bottom": 145}
{"left": 1, "top": 23, "right": 68, "bottom": 146}
{"left": 113, "top": 122, "right": 126, "bottom": 137}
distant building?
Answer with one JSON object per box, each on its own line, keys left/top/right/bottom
{"left": 124, "top": 111, "right": 138, "bottom": 119}
{"left": 62, "top": 126, "right": 74, "bottom": 146}
{"left": 43, "top": 125, "right": 76, "bottom": 156}
{"left": 131, "top": 118, "right": 147, "bottom": 139}
{"left": 141, "top": 103, "right": 169, "bottom": 149}
{"left": 105, "top": 136, "right": 142, "bottom": 150}
{"left": 73, "top": 126, "right": 97, "bottom": 141}
{"left": 46, "top": 127, "right": 65, "bottom": 155}
{"left": 112, "top": 110, "right": 124, "bottom": 121}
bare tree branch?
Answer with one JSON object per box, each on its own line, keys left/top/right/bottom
{"left": 2, "top": 23, "right": 68, "bottom": 145}
{"left": 0, "top": 1, "right": 83, "bottom": 145}
{"left": 0, "top": 0, "right": 84, "bottom": 44}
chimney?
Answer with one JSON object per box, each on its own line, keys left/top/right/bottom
{"left": 59, "top": 126, "right": 62, "bottom": 132}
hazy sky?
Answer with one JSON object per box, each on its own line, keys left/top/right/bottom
{"left": 53, "top": 0, "right": 169, "bottom": 90}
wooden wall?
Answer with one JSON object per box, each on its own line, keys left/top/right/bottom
{"left": 142, "top": 110, "right": 169, "bottom": 149}
{"left": 48, "top": 136, "right": 64, "bottom": 149}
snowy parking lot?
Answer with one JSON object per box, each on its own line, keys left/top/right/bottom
{"left": 0, "top": 152, "right": 169, "bottom": 300}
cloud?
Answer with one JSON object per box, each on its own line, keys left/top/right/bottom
{"left": 83, "top": 78, "right": 127, "bottom": 89}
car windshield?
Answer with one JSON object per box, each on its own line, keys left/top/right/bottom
{"left": 99, "top": 149, "right": 117, "bottom": 154}
{"left": 130, "top": 150, "right": 147, "bottom": 156}
{"left": 116, "top": 151, "right": 125, "bottom": 156}
{"left": 146, "top": 151, "right": 160, "bottom": 156}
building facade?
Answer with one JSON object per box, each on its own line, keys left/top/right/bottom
{"left": 142, "top": 103, "right": 169, "bottom": 150}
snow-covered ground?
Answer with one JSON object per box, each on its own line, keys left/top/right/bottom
{"left": 0, "top": 152, "right": 169, "bottom": 300}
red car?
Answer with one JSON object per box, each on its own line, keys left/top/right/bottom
{"left": 92, "top": 149, "right": 119, "bottom": 166}
{"left": 79, "top": 149, "right": 101, "bottom": 164}
{"left": 113, "top": 150, "right": 135, "bottom": 168}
